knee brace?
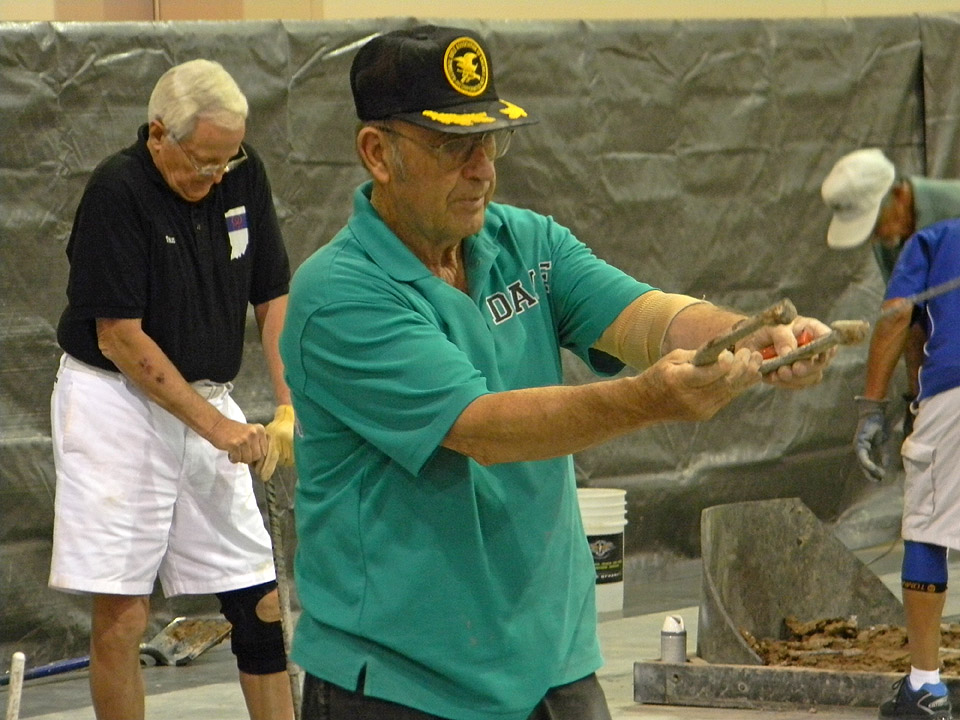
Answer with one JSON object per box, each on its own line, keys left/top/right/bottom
{"left": 216, "top": 580, "right": 287, "bottom": 675}
{"left": 902, "top": 540, "right": 948, "bottom": 593}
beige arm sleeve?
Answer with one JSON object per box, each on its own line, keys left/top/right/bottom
{"left": 592, "top": 291, "right": 706, "bottom": 370}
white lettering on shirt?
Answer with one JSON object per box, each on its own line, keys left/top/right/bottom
{"left": 484, "top": 271, "right": 541, "bottom": 325}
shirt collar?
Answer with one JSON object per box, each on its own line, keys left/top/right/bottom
{"left": 347, "top": 181, "right": 503, "bottom": 285}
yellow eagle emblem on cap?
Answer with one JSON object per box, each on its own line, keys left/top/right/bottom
{"left": 443, "top": 37, "right": 488, "bottom": 98}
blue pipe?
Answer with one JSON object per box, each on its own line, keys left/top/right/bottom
{"left": 0, "top": 656, "right": 90, "bottom": 685}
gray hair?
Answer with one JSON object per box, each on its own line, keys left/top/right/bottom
{"left": 148, "top": 59, "right": 248, "bottom": 141}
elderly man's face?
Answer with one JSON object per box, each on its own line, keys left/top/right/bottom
{"left": 149, "top": 118, "right": 246, "bottom": 203}
{"left": 381, "top": 122, "right": 498, "bottom": 246}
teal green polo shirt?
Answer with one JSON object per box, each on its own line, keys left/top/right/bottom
{"left": 281, "top": 182, "right": 651, "bottom": 720}
{"left": 873, "top": 176, "right": 960, "bottom": 282}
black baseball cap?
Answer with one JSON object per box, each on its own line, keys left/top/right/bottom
{"left": 350, "top": 25, "right": 537, "bottom": 135}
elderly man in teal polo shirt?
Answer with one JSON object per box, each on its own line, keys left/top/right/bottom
{"left": 282, "top": 24, "right": 835, "bottom": 720}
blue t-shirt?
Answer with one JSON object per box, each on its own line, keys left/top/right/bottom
{"left": 281, "top": 182, "right": 651, "bottom": 720}
{"left": 886, "top": 217, "right": 960, "bottom": 401}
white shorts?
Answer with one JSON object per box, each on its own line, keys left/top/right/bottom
{"left": 901, "top": 384, "right": 960, "bottom": 551}
{"left": 49, "top": 354, "right": 276, "bottom": 597}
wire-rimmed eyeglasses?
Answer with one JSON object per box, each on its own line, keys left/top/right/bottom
{"left": 174, "top": 137, "right": 248, "bottom": 178}
{"left": 378, "top": 125, "right": 514, "bottom": 171}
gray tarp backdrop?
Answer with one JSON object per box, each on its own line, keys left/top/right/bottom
{"left": 3, "top": 14, "right": 959, "bottom": 670}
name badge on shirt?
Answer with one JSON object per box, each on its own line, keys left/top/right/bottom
{"left": 225, "top": 206, "right": 249, "bottom": 260}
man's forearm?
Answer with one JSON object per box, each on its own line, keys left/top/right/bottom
{"left": 442, "top": 376, "right": 657, "bottom": 466}
{"left": 255, "top": 295, "right": 292, "bottom": 407}
{"left": 661, "top": 302, "right": 745, "bottom": 354}
{"left": 443, "top": 349, "right": 752, "bottom": 466}
{"left": 862, "top": 301, "right": 912, "bottom": 400}
{"left": 96, "top": 318, "right": 222, "bottom": 438}
{"left": 592, "top": 291, "right": 704, "bottom": 370}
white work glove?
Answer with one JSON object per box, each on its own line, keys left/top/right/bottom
{"left": 256, "top": 404, "right": 295, "bottom": 482}
{"left": 854, "top": 396, "right": 889, "bottom": 483}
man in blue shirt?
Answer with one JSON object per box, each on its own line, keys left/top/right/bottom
{"left": 282, "top": 25, "right": 834, "bottom": 720}
{"left": 822, "top": 149, "right": 960, "bottom": 481}
{"left": 853, "top": 219, "right": 960, "bottom": 720}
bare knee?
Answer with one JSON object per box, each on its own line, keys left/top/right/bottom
{"left": 91, "top": 595, "right": 150, "bottom": 649}
{"left": 255, "top": 589, "right": 281, "bottom": 623}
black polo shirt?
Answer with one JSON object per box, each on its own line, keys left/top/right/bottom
{"left": 57, "top": 124, "right": 290, "bottom": 383}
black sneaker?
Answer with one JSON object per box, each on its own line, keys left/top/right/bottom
{"left": 879, "top": 676, "right": 952, "bottom": 719}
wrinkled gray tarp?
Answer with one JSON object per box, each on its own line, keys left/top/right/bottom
{"left": 3, "top": 14, "right": 959, "bottom": 669}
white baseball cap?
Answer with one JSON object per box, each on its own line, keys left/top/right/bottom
{"left": 821, "top": 148, "right": 896, "bottom": 249}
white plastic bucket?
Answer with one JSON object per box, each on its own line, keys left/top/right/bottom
{"left": 577, "top": 488, "right": 628, "bottom": 614}
{"left": 579, "top": 507, "right": 627, "bottom": 518}
{"left": 578, "top": 501, "right": 626, "bottom": 513}
{"left": 577, "top": 488, "right": 627, "bottom": 502}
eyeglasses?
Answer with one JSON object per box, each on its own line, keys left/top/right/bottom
{"left": 378, "top": 126, "right": 514, "bottom": 171}
{"left": 174, "top": 137, "right": 248, "bottom": 177}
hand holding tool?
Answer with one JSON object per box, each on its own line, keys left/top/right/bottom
{"left": 759, "top": 320, "right": 869, "bottom": 375}
{"left": 760, "top": 329, "right": 814, "bottom": 359}
{"left": 691, "top": 299, "right": 797, "bottom": 366}
{"left": 257, "top": 404, "right": 295, "bottom": 482}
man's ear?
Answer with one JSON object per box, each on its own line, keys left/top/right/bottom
{"left": 892, "top": 180, "right": 909, "bottom": 202}
{"left": 147, "top": 120, "right": 166, "bottom": 152}
{"left": 357, "top": 126, "right": 392, "bottom": 183}
{"left": 892, "top": 181, "right": 916, "bottom": 230}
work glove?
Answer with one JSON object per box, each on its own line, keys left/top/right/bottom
{"left": 257, "top": 404, "right": 295, "bottom": 482}
{"left": 853, "top": 396, "right": 889, "bottom": 483}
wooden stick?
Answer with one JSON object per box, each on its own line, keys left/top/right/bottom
{"left": 692, "top": 299, "right": 797, "bottom": 366}
{"left": 5, "top": 652, "right": 25, "bottom": 720}
{"left": 265, "top": 470, "right": 302, "bottom": 720}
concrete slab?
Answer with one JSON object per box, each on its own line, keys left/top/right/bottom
{"left": 633, "top": 661, "right": 918, "bottom": 710}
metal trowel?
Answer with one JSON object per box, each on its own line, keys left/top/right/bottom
{"left": 139, "top": 616, "right": 232, "bottom": 666}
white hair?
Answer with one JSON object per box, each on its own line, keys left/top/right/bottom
{"left": 147, "top": 59, "right": 248, "bottom": 141}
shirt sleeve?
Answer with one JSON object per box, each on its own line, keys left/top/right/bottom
{"left": 289, "top": 296, "right": 490, "bottom": 476}
{"left": 245, "top": 151, "right": 291, "bottom": 305}
{"left": 65, "top": 173, "right": 150, "bottom": 319}
{"left": 885, "top": 230, "right": 931, "bottom": 302}
{"left": 539, "top": 215, "right": 654, "bottom": 370}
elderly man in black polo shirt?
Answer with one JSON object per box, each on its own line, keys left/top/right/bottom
{"left": 49, "top": 59, "right": 294, "bottom": 720}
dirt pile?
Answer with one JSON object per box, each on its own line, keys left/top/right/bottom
{"left": 743, "top": 616, "right": 960, "bottom": 675}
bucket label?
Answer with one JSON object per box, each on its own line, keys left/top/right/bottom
{"left": 587, "top": 532, "right": 623, "bottom": 584}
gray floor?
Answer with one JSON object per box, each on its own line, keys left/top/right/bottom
{"left": 3, "top": 486, "right": 944, "bottom": 720}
